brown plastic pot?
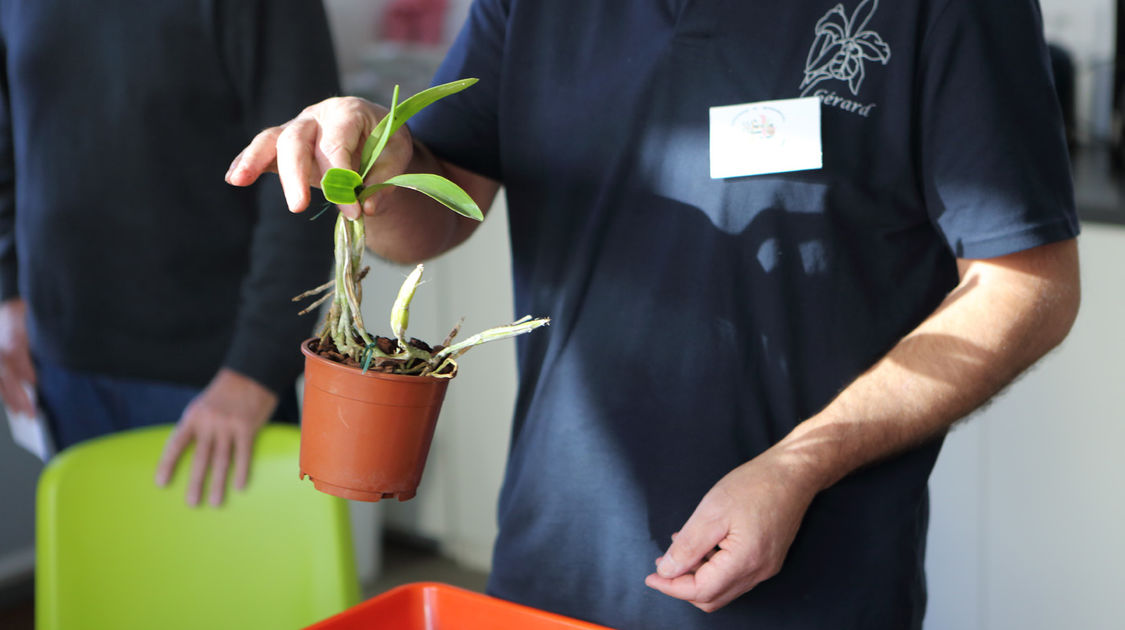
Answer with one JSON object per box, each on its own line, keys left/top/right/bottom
{"left": 299, "top": 338, "right": 451, "bottom": 502}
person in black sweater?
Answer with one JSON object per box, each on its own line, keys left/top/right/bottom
{"left": 0, "top": 0, "right": 338, "bottom": 506}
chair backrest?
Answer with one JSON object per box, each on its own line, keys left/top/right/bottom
{"left": 36, "top": 423, "right": 360, "bottom": 630}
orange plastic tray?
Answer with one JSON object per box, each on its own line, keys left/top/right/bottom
{"left": 304, "top": 582, "right": 614, "bottom": 630}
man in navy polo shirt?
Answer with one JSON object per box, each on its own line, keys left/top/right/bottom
{"left": 229, "top": 1, "right": 1081, "bottom": 627}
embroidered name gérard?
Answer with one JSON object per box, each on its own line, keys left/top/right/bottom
{"left": 814, "top": 89, "right": 876, "bottom": 117}
{"left": 800, "top": 0, "right": 891, "bottom": 117}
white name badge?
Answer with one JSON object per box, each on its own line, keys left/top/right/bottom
{"left": 709, "top": 97, "right": 822, "bottom": 179}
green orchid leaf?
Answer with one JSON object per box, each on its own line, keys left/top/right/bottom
{"left": 320, "top": 168, "right": 363, "bottom": 204}
{"left": 359, "top": 78, "right": 478, "bottom": 179}
{"left": 360, "top": 85, "right": 400, "bottom": 180}
{"left": 357, "top": 173, "right": 484, "bottom": 221}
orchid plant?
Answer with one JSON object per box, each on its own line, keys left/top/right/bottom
{"left": 294, "top": 79, "right": 549, "bottom": 377}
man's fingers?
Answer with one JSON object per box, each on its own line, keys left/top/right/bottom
{"left": 314, "top": 105, "right": 367, "bottom": 172}
{"left": 656, "top": 512, "right": 728, "bottom": 579}
{"left": 208, "top": 435, "right": 233, "bottom": 507}
{"left": 230, "top": 97, "right": 387, "bottom": 218}
{"left": 275, "top": 119, "right": 321, "bottom": 213}
{"left": 233, "top": 428, "right": 254, "bottom": 490}
{"left": 653, "top": 547, "right": 715, "bottom": 574}
{"left": 644, "top": 570, "right": 701, "bottom": 602}
{"left": 154, "top": 426, "right": 193, "bottom": 487}
{"left": 0, "top": 382, "right": 31, "bottom": 416}
{"left": 185, "top": 433, "right": 214, "bottom": 507}
{"left": 0, "top": 375, "right": 33, "bottom": 416}
{"left": 646, "top": 550, "right": 762, "bottom": 612}
{"left": 0, "top": 332, "right": 37, "bottom": 414}
{"left": 6, "top": 348, "right": 35, "bottom": 385}
{"left": 646, "top": 560, "right": 734, "bottom": 606}
{"left": 315, "top": 101, "right": 381, "bottom": 219}
{"left": 690, "top": 548, "right": 748, "bottom": 604}
{"left": 226, "top": 126, "right": 283, "bottom": 186}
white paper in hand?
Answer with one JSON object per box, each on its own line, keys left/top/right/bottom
{"left": 5, "top": 382, "right": 54, "bottom": 461}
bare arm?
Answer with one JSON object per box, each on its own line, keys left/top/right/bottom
{"left": 227, "top": 96, "right": 500, "bottom": 264}
{"left": 782, "top": 237, "right": 1080, "bottom": 489}
{"left": 647, "top": 237, "right": 1081, "bottom": 611}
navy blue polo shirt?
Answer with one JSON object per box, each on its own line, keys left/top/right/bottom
{"left": 410, "top": 1, "right": 1078, "bottom": 628}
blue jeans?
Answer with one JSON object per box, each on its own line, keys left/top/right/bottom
{"left": 34, "top": 358, "right": 300, "bottom": 452}
{"left": 35, "top": 358, "right": 203, "bottom": 452}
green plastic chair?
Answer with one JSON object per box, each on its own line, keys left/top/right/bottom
{"left": 36, "top": 423, "right": 360, "bottom": 630}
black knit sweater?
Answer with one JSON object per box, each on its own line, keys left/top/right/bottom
{"left": 0, "top": 0, "right": 339, "bottom": 394}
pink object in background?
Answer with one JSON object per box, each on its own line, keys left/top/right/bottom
{"left": 378, "top": 0, "right": 449, "bottom": 45}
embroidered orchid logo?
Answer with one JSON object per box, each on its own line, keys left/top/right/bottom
{"left": 800, "top": 0, "right": 892, "bottom": 97}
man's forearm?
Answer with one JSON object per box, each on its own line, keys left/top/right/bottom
{"left": 773, "top": 238, "right": 1081, "bottom": 492}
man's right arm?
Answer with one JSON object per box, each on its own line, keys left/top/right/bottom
{"left": 225, "top": 96, "right": 500, "bottom": 264}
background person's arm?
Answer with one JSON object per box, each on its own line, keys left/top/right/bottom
{"left": 645, "top": 238, "right": 1081, "bottom": 612}
{"left": 0, "top": 299, "right": 34, "bottom": 416}
{"left": 0, "top": 39, "right": 35, "bottom": 416}
{"left": 156, "top": 0, "right": 340, "bottom": 507}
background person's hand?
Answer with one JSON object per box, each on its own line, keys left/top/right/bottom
{"left": 225, "top": 96, "right": 415, "bottom": 219}
{"left": 0, "top": 298, "right": 36, "bottom": 415}
{"left": 154, "top": 368, "right": 278, "bottom": 507}
{"left": 644, "top": 448, "right": 821, "bottom": 612}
